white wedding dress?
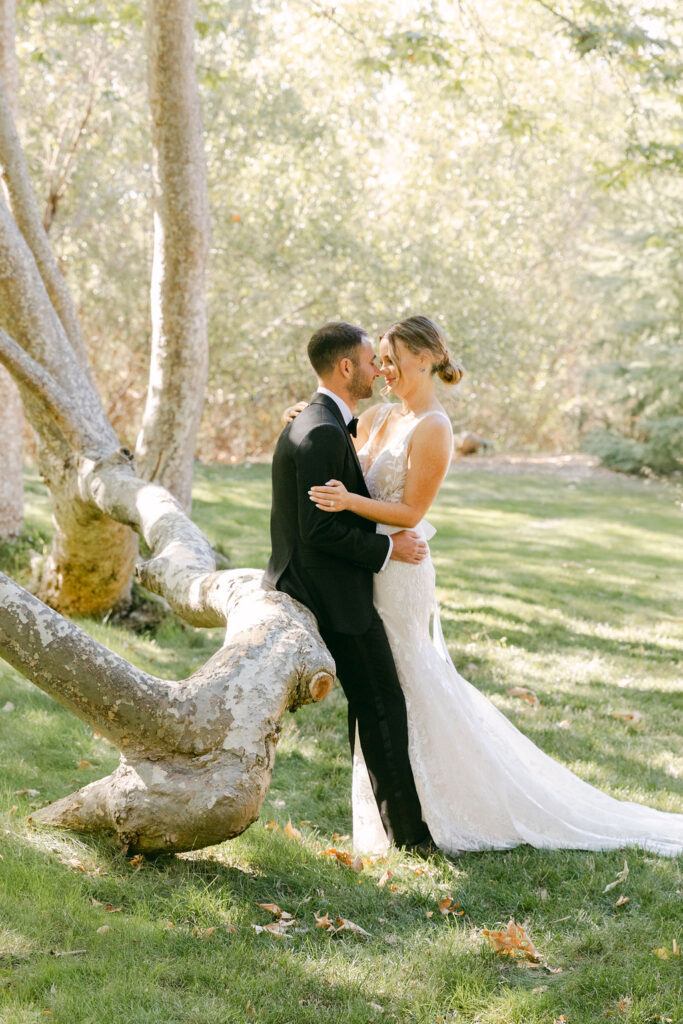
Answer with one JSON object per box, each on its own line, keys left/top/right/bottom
{"left": 352, "top": 404, "right": 683, "bottom": 857}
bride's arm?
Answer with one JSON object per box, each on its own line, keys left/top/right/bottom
{"left": 309, "top": 417, "right": 453, "bottom": 528}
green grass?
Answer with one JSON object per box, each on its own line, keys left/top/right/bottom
{"left": 0, "top": 462, "right": 681, "bottom": 1024}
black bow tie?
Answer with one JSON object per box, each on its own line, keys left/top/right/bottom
{"left": 347, "top": 417, "right": 358, "bottom": 437}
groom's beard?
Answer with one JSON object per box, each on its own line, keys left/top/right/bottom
{"left": 349, "top": 365, "right": 375, "bottom": 401}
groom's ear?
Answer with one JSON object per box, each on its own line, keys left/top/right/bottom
{"left": 339, "top": 356, "right": 354, "bottom": 379}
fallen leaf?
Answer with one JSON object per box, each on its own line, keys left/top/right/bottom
{"left": 96, "top": 925, "right": 110, "bottom": 935}
{"left": 332, "top": 833, "right": 350, "bottom": 841}
{"left": 335, "top": 916, "right": 371, "bottom": 938}
{"left": 13, "top": 788, "right": 40, "bottom": 797}
{"left": 553, "top": 1017, "right": 567, "bottom": 1024}
{"left": 321, "top": 847, "right": 363, "bottom": 870}
{"left": 532, "top": 986, "right": 548, "bottom": 994}
{"left": 506, "top": 686, "right": 540, "bottom": 708}
{"left": 611, "top": 711, "right": 642, "bottom": 724}
{"left": 9, "top": 805, "right": 18, "bottom": 815}
{"left": 285, "top": 819, "right": 303, "bottom": 842}
{"left": 104, "top": 905, "right": 122, "bottom": 913}
{"left": 60, "top": 856, "right": 87, "bottom": 872}
{"left": 315, "top": 911, "right": 333, "bottom": 930}
{"left": 163, "top": 921, "right": 175, "bottom": 930}
{"left": 603, "top": 861, "right": 629, "bottom": 892}
{"left": 438, "top": 897, "right": 462, "bottom": 916}
{"left": 246, "top": 999, "right": 256, "bottom": 1020}
{"left": 377, "top": 870, "right": 392, "bottom": 888}
{"left": 77, "top": 759, "right": 91, "bottom": 770}
{"left": 425, "top": 910, "right": 434, "bottom": 918}
{"left": 128, "top": 854, "right": 145, "bottom": 869}
{"left": 252, "top": 922, "right": 293, "bottom": 938}
{"left": 618, "top": 997, "right": 632, "bottom": 1012}
{"left": 265, "top": 820, "right": 280, "bottom": 831}
{"left": 653, "top": 940, "right": 680, "bottom": 959}
{"left": 90, "top": 898, "right": 103, "bottom": 907}
{"left": 256, "top": 903, "right": 293, "bottom": 921}
{"left": 483, "top": 920, "right": 541, "bottom": 962}
{"left": 614, "top": 895, "right": 630, "bottom": 907}
{"left": 557, "top": 720, "right": 570, "bottom": 729}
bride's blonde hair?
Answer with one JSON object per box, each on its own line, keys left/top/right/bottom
{"left": 381, "top": 316, "right": 464, "bottom": 385}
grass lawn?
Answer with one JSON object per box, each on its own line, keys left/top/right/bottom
{"left": 0, "top": 461, "right": 681, "bottom": 1024}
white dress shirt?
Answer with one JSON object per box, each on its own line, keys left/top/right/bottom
{"left": 314, "top": 388, "right": 392, "bottom": 571}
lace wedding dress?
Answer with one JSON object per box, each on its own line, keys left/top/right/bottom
{"left": 352, "top": 404, "right": 683, "bottom": 857}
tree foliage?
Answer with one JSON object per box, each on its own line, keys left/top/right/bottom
{"left": 14, "top": 0, "right": 683, "bottom": 469}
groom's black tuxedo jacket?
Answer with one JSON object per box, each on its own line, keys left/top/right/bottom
{"left": 263, "top": 393, "right": 390, "bottom": 634}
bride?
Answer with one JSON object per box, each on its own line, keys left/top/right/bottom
{"left": 305, "top": 315, "right": 683, "bottom": 858}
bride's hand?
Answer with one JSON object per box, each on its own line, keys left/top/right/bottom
{"left": 282, "top": 400, "right": 309, "bottom": 426}
{"left": 308, "top": 479, "right": 351, "bottom": 513}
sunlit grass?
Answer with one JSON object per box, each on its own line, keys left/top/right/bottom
{"left": 0, "top": 462, "right": 681, "bottom": 1023}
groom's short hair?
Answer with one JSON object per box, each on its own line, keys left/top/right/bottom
{"left": 308, "top": 322, "right": 366, "bottom": 377}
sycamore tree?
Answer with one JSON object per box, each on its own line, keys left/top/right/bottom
{"left": 0, "top": 0, "right": 333, "bottom": 853}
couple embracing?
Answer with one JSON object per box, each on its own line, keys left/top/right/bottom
{"left": 264, "top": 317, "right": 683, "bottom": 858}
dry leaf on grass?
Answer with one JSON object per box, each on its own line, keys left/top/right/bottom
{"left": 603, "top": 861, "right": 629, "bottom": 893}
{"left": 614, "top": 895, "right": 630, "bottom": 908}
{"left": 653, "top": 939, "right": 680, "bottom": 959}
{"left": 104, "top": 905, "right": 122, "bottom": 913}
{"left": 321, "top": 848, "right": 363, "bottom": 871}
{"left": 284, "top": 819, "right": 303, "bottom": 842}
{"left": 265, "top": 820, "right": 280, "bottom": 832}
{"left": 438, "top": 897, "right": 464, "bottom": 916}
{"left": 77, "top": 759, "right": 92, "bottom": 770}
{"left": 256, "top": 903, "right": 293, "bottom": 921}
{"left": 128, "top": 854, "right": 145, "bottom": 869}
{"left": 314, "top": 911, "right": 370, "bottom": 938}
{"left": 483, "top": 920, "right": 541, "bottom": 962}
{"left": 377, "top": 869, "right": 392, "bottom": 888}
{"left": 13, "top": 788, "right": 40, "bottom": 797}
{"left": 611, "top": 711, "right": 643, "bottom": 724}
{"left": 335, "top": 917, "right": 371, "bottom": 937}
{"left": 192, "top": 926, "right": 216, "bottom": 938}
{"left": 506, "top": 687, "right": 540, "bottom": 708}
{"left": 60, "top": 856, "right": 87, "bottom": 873}
{"left": 96, "top": 925, "right": 110, "bottom": 935}
{"left": 252, "top": 921, "right": 294, "bottom": 938}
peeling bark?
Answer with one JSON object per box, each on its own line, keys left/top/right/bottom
{"left": 0, "top": 569, "right": 333, "bottom": 853}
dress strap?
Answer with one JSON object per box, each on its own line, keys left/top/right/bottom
{"left": 367, "top": 403, "right": 394, "bottom": 443}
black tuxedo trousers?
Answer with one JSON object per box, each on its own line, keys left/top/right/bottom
{"left": 263, "top": 393, "right": 428, "bottom": 846}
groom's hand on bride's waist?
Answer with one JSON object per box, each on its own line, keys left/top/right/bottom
{"left": 390, "top": 530, "right": 428, "bottom": 565}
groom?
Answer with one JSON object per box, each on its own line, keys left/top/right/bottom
{"left": 263, "top": 321, "right": 432, "bottom": 849}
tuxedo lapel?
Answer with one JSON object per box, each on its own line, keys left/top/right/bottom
{"left": 309, "top": 393, "right": 369, "bottom": 494}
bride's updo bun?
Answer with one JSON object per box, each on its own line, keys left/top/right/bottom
{"left": 382, "top": 315, "right": 464, "bottom": 386}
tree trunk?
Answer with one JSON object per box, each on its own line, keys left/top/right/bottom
{"left": 0, "top": 0, "right": 210, "bottom": 608}
{"left": 0, "top": 0, "right": 23, "bottom": 540}
{"left": 135, "top": 0, "right": 210, "bottom": 512}
{"left": 0, "top": 449, "right": 334, "bottom": 850}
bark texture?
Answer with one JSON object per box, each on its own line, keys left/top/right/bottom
{"left": 0, "top": 434, "right": 334, "bottom": 851}
{"left": 135, "top": 0, "right": 210, "bottom": 512}
{"left": 0, "top": 0, "right": 23, "bottom": 540}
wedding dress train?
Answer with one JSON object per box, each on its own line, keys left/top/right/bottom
{"left": 352, "top": 405, "right": 683, "bottom": 857}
